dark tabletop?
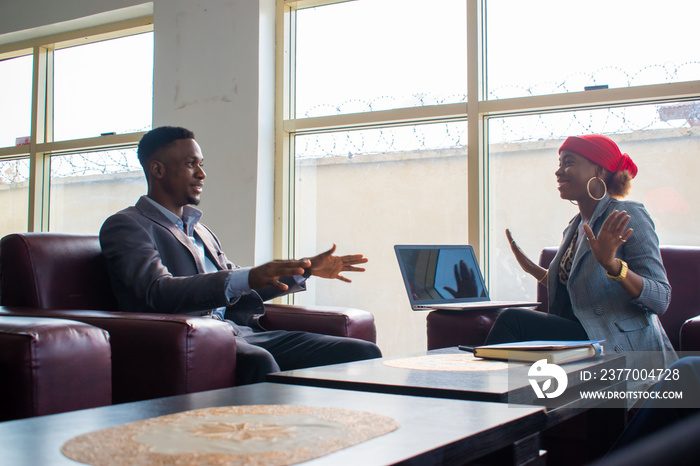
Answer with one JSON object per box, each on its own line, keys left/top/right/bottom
{"left": 0, "top": 382, "right": 546, "bottom": 466}
{"left": 268, "top": 347, "right": 627, "bottom": 412}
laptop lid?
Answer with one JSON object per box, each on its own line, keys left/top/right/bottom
{"left": 394, "top": 245, "right": 490, "bottom": 309}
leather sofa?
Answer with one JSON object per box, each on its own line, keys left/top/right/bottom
{"left": 0, "top": 232, "right": 377, "bottom": 405}
{"left": 427, "top": 245, "right": 700, "bottom": 352}
{"left": 0, "top": 315, "right": 111, "bottom": 421}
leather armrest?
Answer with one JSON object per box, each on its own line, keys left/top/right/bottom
{"left": 0, "top": 316, "right": 111, "bottom": 420}
{"left": 260, "top": 304, "right": 377, "bottom": 343}
{"left": 680, "top": 315, "right": 700, "bottom": 352}
{"left": 426, "top": 309, "right": 503, "bottom": 350}
{"left": 0, "top": 307, "right": 236, "bottom": 404}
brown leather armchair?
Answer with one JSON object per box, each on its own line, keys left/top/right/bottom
{"left": 0, "top": 233, "right": 377, "bottom": 405}
{"left": 427, "top": 245, "right": 700, "bottom": 352}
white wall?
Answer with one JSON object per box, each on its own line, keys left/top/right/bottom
{"left": 0, "top": 0, "right": 275, "bottom": 266}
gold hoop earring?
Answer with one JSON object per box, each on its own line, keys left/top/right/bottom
{"left": 587, "top": 176, "right": 607, "bottom": 201}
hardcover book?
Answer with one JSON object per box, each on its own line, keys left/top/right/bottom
{"left": 462, "top": 340, "right": 605, "bottom": 364}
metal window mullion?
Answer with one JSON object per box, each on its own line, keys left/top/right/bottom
{"left": 274, "top": 2, "right": 297, "bottom": 304}
{"left": 466, "top": 0, "right": 485, "bottom": 266}
{"left": 28, "top": 45, "right": 53, "bottom": 232}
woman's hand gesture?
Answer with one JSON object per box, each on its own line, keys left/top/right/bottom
{"left": 505, "top": 229, "right": 547, "bottom": 281}
{"left": 582, "top": 210, "right": 632, "bottom": 274}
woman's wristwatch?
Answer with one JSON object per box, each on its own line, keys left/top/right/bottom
{"left": 606, "top": 258, "right": 628, "bottom": 282}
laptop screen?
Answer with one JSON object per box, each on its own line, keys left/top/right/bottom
{"left": 395, "top": 245, "right": 489, "bottom": 306}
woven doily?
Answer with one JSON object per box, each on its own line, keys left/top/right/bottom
{"left": 61, "top": 404, "right": 399, "bottom": 466}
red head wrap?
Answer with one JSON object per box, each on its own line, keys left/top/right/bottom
{"left": 559, "top": 134, "right": 638, "bottom": 178}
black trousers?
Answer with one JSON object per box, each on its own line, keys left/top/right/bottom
{"left": 234, "top": 328, "right": 382, "bottom": 385}
{"left": 484, "top": 307, "right": 589, "bottom": 345}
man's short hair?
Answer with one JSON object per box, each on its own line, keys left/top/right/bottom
{"left": 137, "top": 126, "right": 195, "bottom": 169}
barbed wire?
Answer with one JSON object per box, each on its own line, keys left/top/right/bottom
{"left": 0, "top": 159, "right": 29, "bottom": 185}
{"left": 297, "top": 62, "right": 700, "bottom": 159}
{"left": 0, "top": 149, "right": 141, "bottom": 185}
{"left": 50, "top": 149, "right": 141, "bottom": 179}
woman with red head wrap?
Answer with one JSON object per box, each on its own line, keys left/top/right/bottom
{"left": 484, "top": 134, "right": 676, "bottom": 394}
{"left": 558, "top": 134, "right": 637, "bottom": 199}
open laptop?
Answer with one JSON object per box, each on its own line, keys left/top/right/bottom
{"left": 395, "top": 245, "right": 540, "bottom": 311}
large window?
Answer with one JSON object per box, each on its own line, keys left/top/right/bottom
{"left": 0, "top": 18, "right": 152, "bottom": 234}
{"left": 294, "top": 0, "right": 467, "bottom": 118}
{"left": 280, "top": 0, "right": 700, "bottom": 357}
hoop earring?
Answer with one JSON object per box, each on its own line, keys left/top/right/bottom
{"left": 587, "top": 176, "right": 607, "bottom": 201}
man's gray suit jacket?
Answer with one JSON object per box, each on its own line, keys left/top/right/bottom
{"left": 99, "top": 196, "right": 304, "bottom": 329}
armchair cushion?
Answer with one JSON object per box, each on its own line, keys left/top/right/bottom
{"left": 0, "top": 232, "right": 118, "bottom": 310}
{"left": 0, "top": 316, "right": 111, "bottom": 421}
{"left": 681, "top": 316, "right": 700, "bottom": 352}
{"left": 657, "top": 246, "right": 700, "bottom": 351}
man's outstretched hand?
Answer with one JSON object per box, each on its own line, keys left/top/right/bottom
{"left": 247, "top": 244, "right": 367, "bottom": 290}
{"left": 307, "top": 244, "right": 368, "bottom": 283}
{"left": 249, "top": 259, "right": 311, "bottom": 290}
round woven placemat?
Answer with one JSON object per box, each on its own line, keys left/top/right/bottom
{"left": 61, "top": 404, "right": 399, "bottom": 466}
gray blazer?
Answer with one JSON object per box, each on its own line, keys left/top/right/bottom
{"left": 99, "top": 196, "right": 304, "bottom": 327}
{"left": 548, "top": 195, "right": 677, "bottom": 373}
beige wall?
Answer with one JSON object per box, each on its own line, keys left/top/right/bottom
{"left": 48, "top": 171, "right": 146, "bottom": 234}
{"left": 0, "top": 182, "right": 29, "bottom": 238}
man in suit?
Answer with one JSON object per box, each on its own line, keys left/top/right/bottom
{"left": 100, "top": 126, "right": 381, "bottom": 384}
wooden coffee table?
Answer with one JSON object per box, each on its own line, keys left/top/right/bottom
{"left": 267, "top": 347, "right": 628, "bottom": 463}
{"left": 268, "top": 347, "right": 626, "bottom": 419}
{"left": 0, "top": 382, "right": 546, "bottom": 465}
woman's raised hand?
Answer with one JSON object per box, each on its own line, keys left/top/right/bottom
{"left": 506, "top": 229, "right": 548, "bottom": 281}
{"left": 582, "top": 210, "right": 632, "bottom": 273}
